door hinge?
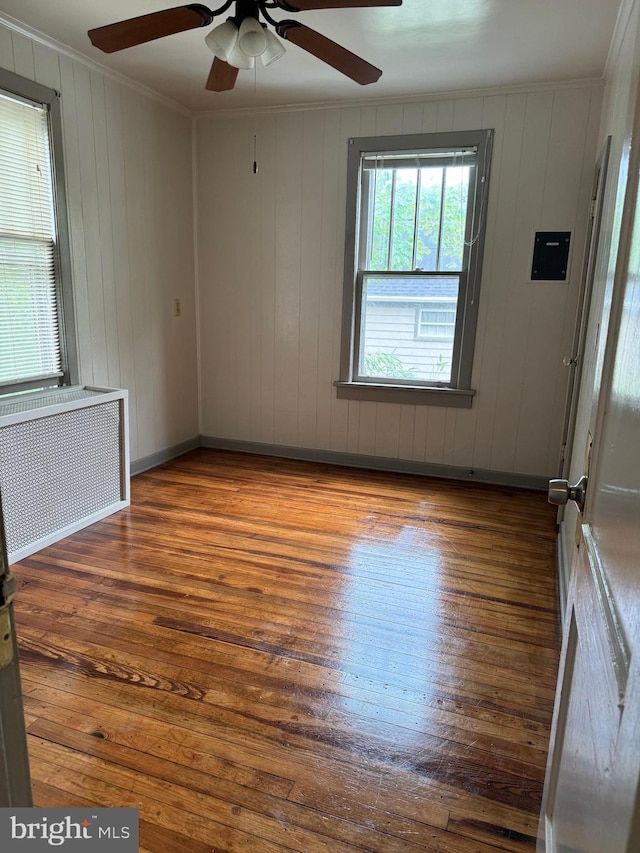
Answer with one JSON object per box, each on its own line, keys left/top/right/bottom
{"left": 0, "top": 573, "right": 16, "bottom": 671}
{"left": 0, "top": 606, "right": 13, "bottom": 670}
{"left": 1, "top": 572, "right": 16, "bottom": 608}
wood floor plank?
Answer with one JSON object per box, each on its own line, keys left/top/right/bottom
{"left": 28, "top": 719, "right": 453, "bottom": 853}
{"left": 15, "top": 576, "right": 558, "bottom": 716}
{"left": 15, "top": 573, "right": 558, "bottom": 691}
{"left": 18, "top": 610, "right": 553, "bottom": 756}
{"left": 12, "top": 449, "right": 561, "bottom": 851}
{"left": 20, "top": 670, "right": 541, "bottom": 835}
{"left": 17, "top": 556, "right": 559, "bottom": 680}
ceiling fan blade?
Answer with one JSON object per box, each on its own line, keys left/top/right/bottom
{"left": 88, "top": 4, "right": 213, "bottom": 53}
{"left": 276, "top": 21, "right": 382, "bottom": 85}
{"left": 276, "top": 0, "right": 401, "bottom": 9}
{"left": 206, "top": 57, "right": 239, "bottom": 91}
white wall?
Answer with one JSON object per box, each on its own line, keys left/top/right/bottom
{"left": 0, "top": 21, "right": 199, "bottom": 464}
{"left": 196, "top": 83, "right": 603, "bottom": 479}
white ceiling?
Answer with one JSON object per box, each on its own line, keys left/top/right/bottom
{"left": 0, "top": 0, "right": 623, "bottom": 112}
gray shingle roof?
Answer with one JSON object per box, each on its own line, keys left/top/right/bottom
{"left": 365, "top": 277, "right": 458, "bottom": 299}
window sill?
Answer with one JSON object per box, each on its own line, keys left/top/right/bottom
{"left": 334, "top": 382, "right": 475, "bottom": 408}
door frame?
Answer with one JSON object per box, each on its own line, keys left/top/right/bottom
{"left": 0, "top": 497, "right": 32, "bottom": 807}
{"left": 557, "top": 136, "right": 611, "bottom": 481}
{"left": 554, "top": 136, "right": 612, "bottom": 616}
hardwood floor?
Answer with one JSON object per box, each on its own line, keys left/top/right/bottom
{"left": 12, "top": 449, "right": 561, "bottom": 852}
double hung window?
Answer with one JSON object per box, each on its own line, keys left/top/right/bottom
{"left": 337, "top": 129, "right": 493, "bottom": 407}
{"left": 0, "top": 70, "right": 76, "bottom": 396}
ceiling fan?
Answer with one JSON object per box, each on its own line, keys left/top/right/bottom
{"left": 88, "top": 0, "right": 402, "bottom": 92}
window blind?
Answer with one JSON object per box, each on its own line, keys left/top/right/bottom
{"left": 361, "top": 148, "right": 477, "bottom": 170}
{"left": 0, "top": 91, "right": 62, "bottom": 390}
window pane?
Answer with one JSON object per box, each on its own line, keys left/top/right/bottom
{"left": 0, "top": 237, "right": 61, "bottom": 383}
{"left": 359, "top": 276, "right": 458, "bottom": 384}
{"left": 0, "top": 90, "right": 62, "bottom": 390}
{"left": 439, "top": 166, "right": 470, "bottom": 270}
{"left": 366, "top": 168, "right": 393, "bottom": 269}
{"left": 389, "top": 167, "right": 418, "bottom": 271}
{"left": 365, "top": 164, "right": 470, "bottom": 274}
{"left": 415, "top": 168, "right": 443, "bottom": 272}
{"left": 0, "top": 96, "right": 55, "bottom": 240}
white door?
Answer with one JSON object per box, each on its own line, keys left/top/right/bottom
{"left": 539, "top": 86, "right": 640, "bottom": 852}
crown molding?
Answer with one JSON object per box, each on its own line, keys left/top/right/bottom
{"left": 0, "top": 11, "right": 191, "bottom": 117}
{"left": 194, "top": 76, "right": 605, "bottom": 121}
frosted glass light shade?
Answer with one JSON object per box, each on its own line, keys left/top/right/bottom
{"left": 227, "top": 41, "right": 255, "bottom": 69}
{"left": 238, "top": 17, "right": 267, "bottom": 57}
{"left": 204, "top": 20, "right": 238, "bottom": 60}
{"left": 260, "top": 29, "right": 286, "bottom": 66}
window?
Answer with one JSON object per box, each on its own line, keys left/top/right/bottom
{"left": 0, "top": 69, "right": 76, "bottom": 396}
{"left": 337, "top": 129, "right": 493, "bottom": 408}
{"left": 416, "top": 301, "right": 457, "bottom": 341}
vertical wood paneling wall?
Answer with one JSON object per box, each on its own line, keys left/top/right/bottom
{"left": 0, "top": 15, "right": 609, "bottom": 481}
{"left": 197, "top": 83, "right": 603, "bottom": 479}
{"left": 0, "top": 23, "right": 199, "bottom": 464}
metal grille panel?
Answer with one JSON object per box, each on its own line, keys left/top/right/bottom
{"left": 0, "top": 401, "right": 123, "bottom": 556}
{"left": 0, "top": 388, "right": 101, "bottom": 417}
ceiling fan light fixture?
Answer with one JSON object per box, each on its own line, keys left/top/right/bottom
{"left": 227, "top": 40, "right": 255, "bottom": 69}
{"left": 260, "top": 28, "right": 286, "bottom": 66}
{"left": 88, "top": 0, "right": 399, "bottom": 94}
{"left": 238, "top": 16, "right": 267, "bottom": 57}
{"left": 204, "top": 20, "right": 238, "bottom": 60}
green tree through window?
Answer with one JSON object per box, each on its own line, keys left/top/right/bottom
{"left": 367, "top": 165, "right": 470, "bottom": 273}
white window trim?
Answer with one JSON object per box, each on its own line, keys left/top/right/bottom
{"left": 0, "top": 67, "right": 77, "bottom": 397}
{"left": 336, "top": 129, "right": 494, "bottom": 408}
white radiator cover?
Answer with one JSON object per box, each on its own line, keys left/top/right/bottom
{"left": 0, "top": 386, "right": 130, "bottom": 564}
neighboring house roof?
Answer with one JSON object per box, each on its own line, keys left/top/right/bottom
{"left": 365, "top": 277, "right": 458, "bottom": 300}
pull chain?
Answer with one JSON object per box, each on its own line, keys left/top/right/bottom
{"left": 252, "top": 63, "right": 258, "bottom": 174}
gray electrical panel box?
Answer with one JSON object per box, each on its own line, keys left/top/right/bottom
{"left": 531, "top": 231, "right": 571, "bottom": 281}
